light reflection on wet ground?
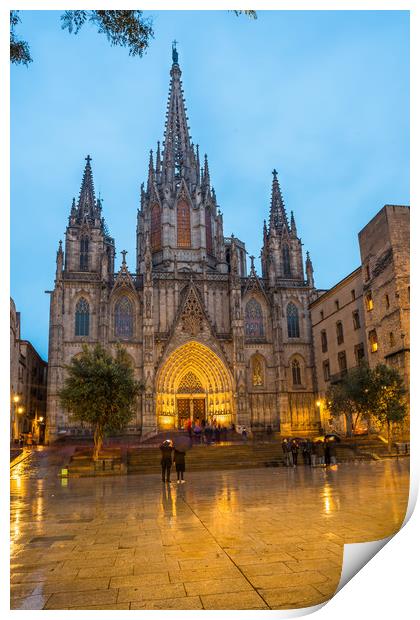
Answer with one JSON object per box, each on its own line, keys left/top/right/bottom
{"left": 10, "top": 449, "right": 409, "bottom": 610}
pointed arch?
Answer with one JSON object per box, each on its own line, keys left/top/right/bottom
{"left": 205, "top": 206, "right": 213, "bottom": 255}
{"left": 151, "top": 203, "right": 162, "bottom": 251}
{"left": 282, "top": 245, "right": 291, "bottom": 277}
{"left": 287, "top": 302, "right": 300, "bottom": 338}
{"left": 75, "top": 297, "right": 89, "bottom": 336}
{"left": 114, "top": 296, "right": 134, "bottom": 339}
{"left": 80, "top": 236, "right": 89, "bottom": 271}
{"left": 291, "top": 359, "right": 302, "bottom": 385}
{"left": 177, "top": 199, "right": 191, "bottom": 248}
{"left": 245, "top": 298, "right": 264, "bottom": 339}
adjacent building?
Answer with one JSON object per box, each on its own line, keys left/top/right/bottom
{"left": 310, "top": 205, "right": 410, "bottom": 432}
{"left": 10, "top": 298, "right": 48, "bottom": 443}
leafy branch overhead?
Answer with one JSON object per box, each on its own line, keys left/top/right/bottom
{"left": 10, "top": 11, "right": 32, "bottom": 66}
{"left": 11, "top": 9, "right": 257, "bottom": 66}
{"left": 61, "top": 10, "right": 154, "bottom": 57}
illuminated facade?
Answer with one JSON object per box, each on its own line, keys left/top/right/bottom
{"left": 46, "top": 45, "right": 319, "bottom": 440}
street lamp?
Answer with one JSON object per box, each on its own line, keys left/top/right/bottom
{"left": 11, "top": 394, "right": 21, "bottom": 443}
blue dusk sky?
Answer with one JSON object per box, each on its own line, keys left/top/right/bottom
{"left": 10, "top": 10, "right": 409, "bottom": 360}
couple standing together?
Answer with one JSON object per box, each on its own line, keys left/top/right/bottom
{"left": 160, "top": 439, "right": 186, "bottom": 483}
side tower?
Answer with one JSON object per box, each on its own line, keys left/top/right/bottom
{"left": 46, "top": 156, "right": 115, "bottom": 441}
{"left": 136, "top": 42, "right": 227, "bottom": 276}
{"left": 258, "top": 170, "right": 319, "bottom": 434}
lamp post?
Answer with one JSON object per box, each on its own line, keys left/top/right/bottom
{"left": 11, "top": 394, "right": 20, "bottom": 443}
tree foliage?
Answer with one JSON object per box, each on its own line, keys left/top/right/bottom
{"left": 59, "top": 344, "right": 142, "bottom": 459}
{"left": 371, "top": 364, "right": 407, "bottom": 450}
{"left": 326, "top": 363, "right": 407, "bottom": 446}
{"left": 61, "top": 10, "right": 154, "bottom": 57}
{"left": 10, "top": 11, "right": 32, "bottom": 66}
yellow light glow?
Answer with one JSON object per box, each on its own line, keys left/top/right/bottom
{"left": 13, "top": 395, "right": 20, "bottom": 403}
{"left": 38, "top": 416, "right": 44, "bottom": 422}
{"left": 316, "top": 400, "right": 321, "bottom": 407}
{"left": 371, "top": 342, "right": 378, "bottom": 353}
{"left": 17, "top": 407, "right": 24, "bottom": 414}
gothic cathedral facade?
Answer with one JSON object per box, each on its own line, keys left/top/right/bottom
{"left": 46, "top": 46, "right": 319, "bottom": 441}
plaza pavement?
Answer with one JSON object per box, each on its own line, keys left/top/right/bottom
{"left": 10, "top": 447, "right": 409, "bottom": 610}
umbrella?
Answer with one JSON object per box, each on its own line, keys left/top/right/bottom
{"left": 172, "top": 435, "right": 192, "bottom": 452}
{"left": 314, "top": 434, "right": 341, "bottom": 443}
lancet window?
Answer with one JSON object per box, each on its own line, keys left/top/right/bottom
{"left": 283, "top": 245, "right": 291, "bottom": 277}
{"left": 287, "top": 302, "right": 300, "bottom": 338}
{"left": 205, "top": 206, "right": 213, "bottom": 255}
{"left": 80, "top": 236, "right": 89, "bottom": 271}
{"left": 177, "top": 199, "right": 191, "bottom": 248}
{"left": 245, "top": 299, "right": 264, "bottom": 339}
{"left": 115, "top": 296, "right": 134, "bottom": 339}
{"left": 151, "top": 204, "right": 162, "bottom": 251}
{"left": 75, "top": 298, "right": 90, "bottom": 336}
{"left": 292, "top": 360, "right": 302, "bottom": 385}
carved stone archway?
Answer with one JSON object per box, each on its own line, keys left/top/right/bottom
{"left": 155, "top": 341, "right": 234, "bottom": 430}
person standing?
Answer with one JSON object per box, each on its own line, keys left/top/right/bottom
{"left": 174, "top": 448, "right": 186, "bottom": 483}
{"left": 324, "top": 438, "right": 331, "bottom": 466}
{"left": 291, "top": 439, "right": 299, "bottom": 467}
{"left": 315, "top": 440, "right": 325, "bottom": 466}
{"left": 160, "top": 439, "right": 173, "bottom": 483}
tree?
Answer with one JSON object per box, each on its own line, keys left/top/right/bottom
{"left": 370, "top": 364, "right": 407, "bottom": 452}
{"left": 11, "top": 10, "right": 256, "bottom": 66}
{"left": 59, "top": 344, "right": 142, "bottom": 460}
{"left": 325, "top": 381, "right": 357, "bottom": 437}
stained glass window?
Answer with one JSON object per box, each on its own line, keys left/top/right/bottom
{"left": 75, "top": 298, "right": 89, "bottom": 336}
{"left": 80, "top": 236, "right": 89, "bottom": 271}
{"left": 151, "top": 203, "right": 161, "bottom": 251}
{"left": 245, "top": 299, "right": 264, "bottom": 339}
{"left": 205, "top": 207, "right": 213, "bottom": 255}
{"left": 287, "top": 303, "right": 300, "bottom": 338}
{"left": 115, "top": 296, "right": 133, "bottom": 339}
{"left": 283, "top": 245, "right": 291, "bottom": 277}
{"left": 177, "top": 200, "right": 191, "bottom": 248}
{"left": 292, "top": 360, "right": 302, "bottom": 385}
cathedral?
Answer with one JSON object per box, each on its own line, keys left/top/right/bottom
{"left": 46, "top": 44, "right": 320, "bottom": 442}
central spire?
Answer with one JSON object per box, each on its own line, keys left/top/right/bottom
{"left": 162, "top": 42, "right": 198, "bottom": 186}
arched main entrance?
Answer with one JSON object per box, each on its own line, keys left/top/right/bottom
{"left": 155, "top": 341, "right": 234, "bottom": 430}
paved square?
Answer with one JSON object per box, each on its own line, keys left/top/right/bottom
{"left": 11, "top": 450, "right": 409, "bottom": 610}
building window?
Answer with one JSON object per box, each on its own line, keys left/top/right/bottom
{"left": 323, "top": 360, "right": 330, "bottom": 381}
{"left": 354, "top": 343, "right": 365, "bottom": 366}
{"left": 205, "top": 206, "right": 213, "bottom": 255}
{"left": 245, "top": 299, "right": 264, "bottom": 339}
{"left": 252, "top": 355, "right": 264, "bottom": 387}
{"left": 320, "top": 310, "right": 324, "bottom": 320}
{"left": 365, "top": 291, "right": 373, "bottom": 312}
{"left": 177, "top": 199, "right": 191, "bottom": 248}
{"left": 336, "top": 321, "right": 344, "bottom": 345}
{"left": 287, "top": 303, "right": 300, "bottom": 338}
{"left": 335, "top": 300, "right": 339, "bottom": 311}
{"left": 351, "top": 289, "right": 356, "bottom": 301}
{"left": 80, "top": 236, "right": 89, "bottom": 271}
{"left": 385, "top": 294, "right": 390, "bottom": 309}
{"left": 389, "top": 331, "right": 395, "bottom": 347}
{"left": 338, "top": 351, "right": 347, "bottom": 373}
{"left": 151, "top": 203, "right": 161, "bottom": 251}
{"left": 353, "top": 310, "right": 361, "bottom": 330}
{"left": 321, "top": 330, "right": 328, "bottom": 353}
{"left": 115, "top": 296, "right": 134, "bottom": 339}
{"left": 365, "top": 264, "right": 370, "bottom": 281}
{"left": 292, "top": 360, "right": 302, "bottom": 385}
{"left": 369, "top": 330, "right": 378, "bottom": 353}
{"left": 283, "top": 245, "right": 291, "bottom": 277}
{"left": 75, "top": 298, "right": 89, "bottom": 336}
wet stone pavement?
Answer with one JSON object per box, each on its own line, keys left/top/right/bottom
{"left": 11, "top": 448, "right": 409, "bottom": 610}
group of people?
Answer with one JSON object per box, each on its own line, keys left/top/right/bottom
{"left": 185, "top": 418, "right": 230, "bottom": 444}
{"left": 282, "top": 437, "right": 337, "bottom": 468}
{"left": 159, "top": 439, "right": 186, "bottom": 484}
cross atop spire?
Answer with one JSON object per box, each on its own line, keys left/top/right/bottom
{"left": 172, "top": 39, "right": 179, "bottom": 64}
{"left": 121, "top": 249, "right": 128, "bottom": 265}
